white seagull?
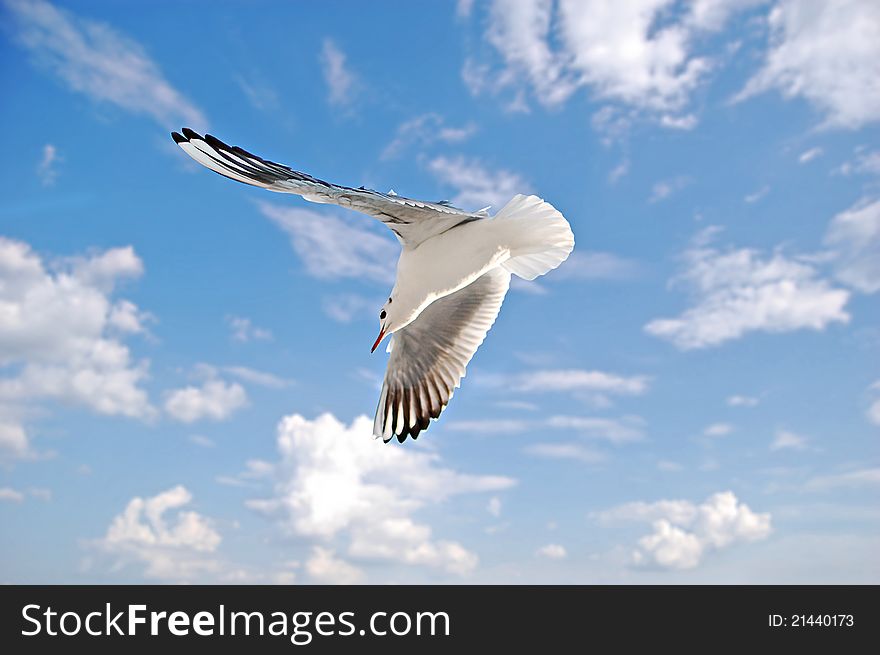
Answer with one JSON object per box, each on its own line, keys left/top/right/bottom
{"left": 172, "top": 128, "right": 574, "bottom": 442}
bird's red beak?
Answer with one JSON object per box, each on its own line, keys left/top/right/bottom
{"left": 371, "top": 326, "right": 386, "bottom": 353}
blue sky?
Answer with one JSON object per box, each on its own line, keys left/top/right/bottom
{"left": 1, "top": 0, "right": 878, "bottom": 583}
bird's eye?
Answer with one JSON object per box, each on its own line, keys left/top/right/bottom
{"left": 388, "top": 297, "right": 392, "bottom": 303}
{"left": 380, "top": 310, "right": 387, "bottom": 320}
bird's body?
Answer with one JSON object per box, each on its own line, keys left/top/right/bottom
{"left": 172, "top": 128, "right": 574, "bottom": 442}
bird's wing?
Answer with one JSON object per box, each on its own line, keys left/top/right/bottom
{"left": 374, "top": 266, "right": 511, "bottom": 443}
{"left": 172, "top": 128, "right": 487, "bottom": 246}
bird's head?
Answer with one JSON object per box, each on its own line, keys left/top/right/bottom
{"left": 371, "top": 294, "right": 399, "bottom": 353}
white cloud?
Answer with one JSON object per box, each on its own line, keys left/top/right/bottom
{"left": 536, "top": 543, "right": 567, "bottom": 559}
{"left": 650, "top": 176, "right": 692, "bottom": 203}
{"left": 744, "top": 185, "right": 770, "bottom": 204}
{"left": 305, "top": 546, "right": 363, "bottom": 585}
{"left": 508, "top": 369, "right": 649, "bottom": 395}
{"left": 0, "top": 238, "right": 153, "bottom": 456}
{"left": 321, "top": 293, "right": 378, "bottom": 324}
{"left": 805, "top": 467, "right": 880, "bottom": 491}
{"left": 835, "top": 149, "right": 880, "bottom": 176}
{"left": 259, "top": 201, "right": 398, "bottom": 285}
{"left": 608, "top": 160, "right": 629, "bottom": 183}
{"left": 222, "top": 366, "right": 291, "bottom": 389}
{"left": 233, "top": 73, "right": 280, "bottom": 112}
{"left": 164, "top": 378, "right": 247, "bottom": 424}
{"left": 5, "top": 0, "right": 206, "bottom": 129}
{"left": 381, "top": 114, "right": 477, "bottom": 160}
{"left": 645, "top": 230, "right": 850, "bottom": 349}
{"left": 546, "top": 416, "right": 645, "bottom": 444}
{"left": 247, "top": 413, "right": 515, "bottom": 578}
{"left": 188, "top": 434, "right": 215, "bottom": 448}
{"left": 0, "top": 487, "right": 25, "bottom": 502}
{"left": 226, "top": 315, "right": 273, "bottom": 342}
{"left": 704, "top": 422, "right": 733, "bottom": 437}
{"left": 472, "top": 0, "right": 761, "bottom": 123}
{"left": 37, "top": 143, "right": 60, "bottom": 186}
{"left": 95, "top": 485, "right": 221, "bottom": 580}
{"left": 867, "top": 382, "right": 880, "bottom": 426}
{"left": 445, "top": 419, "right": 528, "bottom": 435}
{"left": 727, "top": 394, "right": 759, "bottom": 407}
{"left": 524, "top": 442, "right": 606, "bottom": 464}
{"left": 824, "top": 197, "right": 880, "bottom": 294}
{"left": 320, "top": 39, "right": 357, "bottom": 109}
{"left": 551, "top": 251, "right": 640, "bottom": 281}
{"left": 600, "top": 491, "right": 772, "bottom": 570}
{"left": 736, "top": 0, "right": 880, "bottom": 129}
{"left": 427, "top": 156, "right": 529, "bottom": 211}
{"left": 771, "top": 429, "right": 809, "bottom": 451}
{"left": 487, "top": 496, "right": 502, "bottom": 517}
{"left": 798, "top": 147, "right": 823, "bottom": 164}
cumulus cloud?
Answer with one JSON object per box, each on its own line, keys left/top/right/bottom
{"left": 164, "top": 378, "right": 247, "bottom": 423}
{"left": 0, "top": 238, "right": 153, "bottom": 456}
{"left": 259, "top": 202, "right": 398, "bottom": 285}
{"left": 644, "top": 229, "right": 850, "bottom": 349}
{"left": 4, "top": 0, "right": 206, "bottom": 129}
{"left": 94, "top": 485, "right": 221, "bottom": 580}
{"left": 305, "top": 546, "right": 363, "bottom": 584}
{"left": 246, "top": 413, "right": 515, "bottom": 579}
{"left": 824, "top": 197, "right": 880, "bottom": 294}
{"left": 599, "top": 491, "right": 772, "bottom": 569}
{"left": 381, "top": 114, "right": 477, "bottom": 160}
{"left": 470, "top": 0, "right": 762, "bottom": 124}
{"left": 427, "top": 156, "right": 529, "bottom": 211}
{"left": 320, "top": 39, "right": 357, "bottom": 109}
{"left": 736, "top": 0, "right": 880, "bottom": 129}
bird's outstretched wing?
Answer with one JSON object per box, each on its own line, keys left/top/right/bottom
{"left": 373, "top": 266, "right": 511, "bottom": 442}
{"left": 172, "top": 128, "right": 486, "bottom": 246}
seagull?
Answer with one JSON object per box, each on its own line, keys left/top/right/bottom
{"left": 171, "top": 128, "right": 574, "bottom": 442}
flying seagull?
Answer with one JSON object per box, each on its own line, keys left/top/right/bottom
{"left": 171, "top": 128, "right": 574, "bottom": 442}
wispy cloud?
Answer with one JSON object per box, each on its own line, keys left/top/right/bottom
{"left": 645, "top": 228, "right": 850, "bottom": 349}
{"left": 226, "top": 315, "right": 273, "bottom": 343}
{"left": 650, "top": 175, "right": 692, "bottom": 203}
{"left": 428, "top": 156, "right": 529, "bottom": 210}
{"left": 37, "top": 143, "right": 60, "bottom": 186}
{"left": 320, "top": 38, "right": 357, "bottom": 110}
{"left": 258, "top": 202, "right": 398, "bottom": 285}
{"left": 744, "top": 185, "right": 770, "bottom": 204}
{"left": 798, "top": 147, "right": 823, "bottom": 164}
{"left": 536, "top": 543, "right": 567, "bottom": 559}
{"left": 5, "top": 0, "right": 207, "bottom": 128}
{"left": 735, "top": 0, "right": 880, "bottom": 129}
{"left": 381, "top": 113, "right": 477, "bottom": 160}
{"left": 770, "top": 429, "right": 810, "bottom": 451}
{"left": 524, "top": 442, "right": 606, "bottom": 464}
{"left": 727, "top": 395, "right": 760, "bottom": 407}
{"left": 824, "top": 197, "right": 880, "bottom": 294}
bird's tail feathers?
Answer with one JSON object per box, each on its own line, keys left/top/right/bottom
{"left": 495, "top": 194, "right": 575, "bottom": 280}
